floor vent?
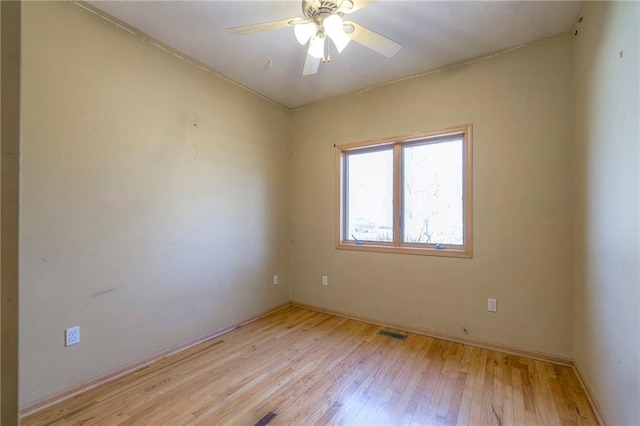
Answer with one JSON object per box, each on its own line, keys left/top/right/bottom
{"left": 377, "top": 330, "right": 407, "bottom": 340}
{"left": 254, "top": 412, "right": 277, "bottom": 426}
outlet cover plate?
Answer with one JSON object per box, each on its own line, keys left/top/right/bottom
{"left": 488, "top": 298, "right": 497, "bottom": 313}
{"left": 66, "top": 326, "right": 80, "bottom": 346}
{"left": 273, "top": 275, "right": 279, "bottom": 285}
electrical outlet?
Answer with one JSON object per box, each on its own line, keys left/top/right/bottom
{"left": 488, "top": 298, "right": 497, "bottom": 313}
{"left": 273, "top": 275, "right": 279, "bottom": 285}
{"left": 322, "top": 276, "right": 328, "bottom": 286}
{"left": 65, "top": 326, "right": 80, "bottom": 346}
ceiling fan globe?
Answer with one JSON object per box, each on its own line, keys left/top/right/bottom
{"left": 323, "top": 14, "right": 350, "bottom": 53}
{"left": 294, "top": 21, "right": 317, "bottom": 45}
{"left": 308, "top": 33, "right": 326, "bottom": 59}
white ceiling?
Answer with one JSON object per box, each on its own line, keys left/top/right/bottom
{"left": 87, "top": 1, "right": 583, "bottom": 109}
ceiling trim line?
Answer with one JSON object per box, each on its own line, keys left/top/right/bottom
{"left": 290, "top": 31, "right": 571, "bottom": 112}
{"left": 72, "top": 1, "right": 291, "bottom": 111}
{"left": 352, "top": 32, "right": 572, "bottom": 99}
{"left": 289, "top": 31, "right": 571, "bottom": 112}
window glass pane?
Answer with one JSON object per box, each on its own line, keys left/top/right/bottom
{"left": 346, "top": 149, "right": 393, "bottom": 242}
{"left": 403, "top": 139, "right": 463, "bottom": 245}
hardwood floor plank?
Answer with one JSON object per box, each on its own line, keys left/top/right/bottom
{"left": 371, "top": 336, "right": 431, "bottom": 424}
{"left": 467, "top": 347, "right": 489, "bottom": 423}
{"left": 22, "top": 307, "right": 599, "bottom": 426}
{"left": 532, "top": 359, "right": 563, "bottom": 425}
{"left": 501, "top": 354, "right": 516, "bottom": 426}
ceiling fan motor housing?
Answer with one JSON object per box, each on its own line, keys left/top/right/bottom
{"left": 302, "top": 0, "right": 344, "bottom": 20}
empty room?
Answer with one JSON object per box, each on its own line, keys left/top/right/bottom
{"left": 0, "top": 0, "right": 638, "bottom": 424}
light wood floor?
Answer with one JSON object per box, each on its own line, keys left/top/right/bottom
{"left": 23, "top": 306, "right": 598, "bottom": 425}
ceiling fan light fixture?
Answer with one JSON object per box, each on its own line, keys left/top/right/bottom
{"left": 308, "top": 33, "right": 326, "bottom": 58}
{"left": 323, "top": 14, "right": 350, "bottom": 53}
{"left": 228, "top": 0, "right": 400, "bottom": 76}
{"left": 294, "top": 22, "right": 317, "bottom": 45}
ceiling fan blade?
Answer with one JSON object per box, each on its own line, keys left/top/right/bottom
{"left": 344, "top": 21, "right": 401, "bottom": 57}
{"left": 229, "top": 18, "right": 304, "bottom": 36}
{"left": 303, "top": 53, "right": 321, "bottom": 76}
{"left": 340, "top": 0, "right": 376, "bottom": 14}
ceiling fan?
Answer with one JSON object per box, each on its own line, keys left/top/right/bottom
{"left": 228, "top": 0, "right": 401, "bottom": 76}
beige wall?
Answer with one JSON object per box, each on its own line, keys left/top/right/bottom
{"left": 20, "top": 1, "right": 291, "bottom": 405}
{"left": 572, "top": 2, "right": 640, "bottom": 425}
{"left": 291, "top": 36, "right": 574, "bottom": 357}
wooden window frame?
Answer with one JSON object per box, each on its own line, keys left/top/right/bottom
{"left": 335, "top": 124, "right": 473, "bottom": 258}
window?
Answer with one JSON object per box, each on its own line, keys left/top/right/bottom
{"left": 335, "top": 125, "right": 472, "bottom": 257}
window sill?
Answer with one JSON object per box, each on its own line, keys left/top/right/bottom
{"left": 336, "top": 242, "right": 472, "bottom": 258}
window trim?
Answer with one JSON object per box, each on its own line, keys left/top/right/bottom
{"left": 335, "top": 124, "right": 473, "bottom": 258}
